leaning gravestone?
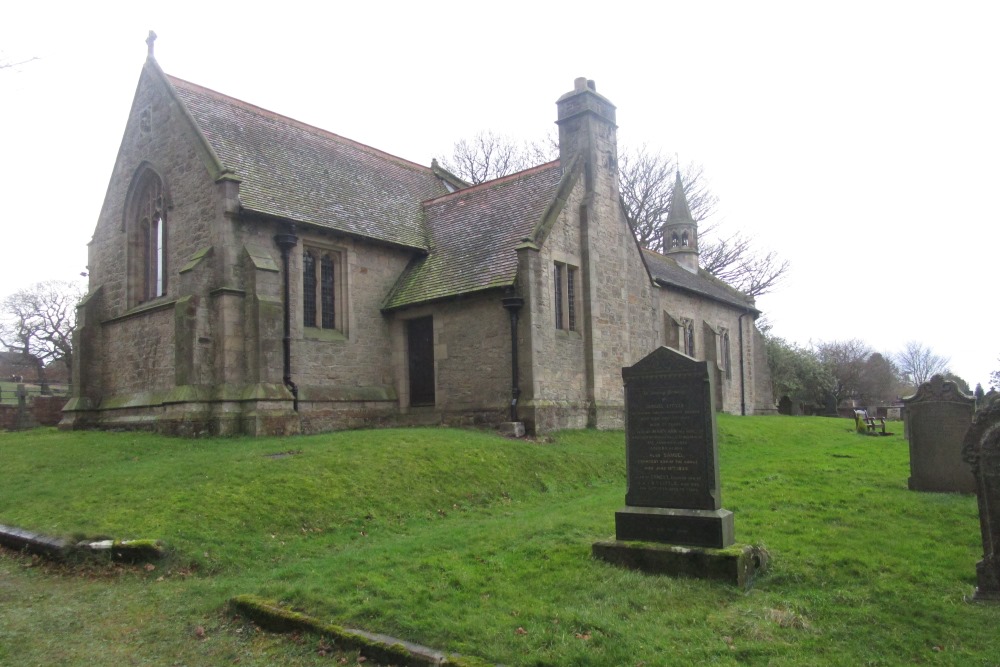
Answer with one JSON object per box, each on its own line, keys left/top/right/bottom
{"left": 592, "top": 347, "right": 765, "bottom": 589}
{"left": 961, "top": 399, "right": 1000, "bottom": 602}
{"left": 902, "top": 375, "right": 975, "bottom": 493}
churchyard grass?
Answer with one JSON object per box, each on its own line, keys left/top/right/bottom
{"left": 1, "top": 417, "right": 998, "bottom": 666}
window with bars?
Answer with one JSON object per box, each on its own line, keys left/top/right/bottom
{"left": 554, "top": 262, "right": 579, "bottom": 331}
{"left": 303, "top": 247, "right": 344, "bottom": 332}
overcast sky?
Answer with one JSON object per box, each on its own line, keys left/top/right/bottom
{"left": 2, "top": 1, "right": 997, "bottom": 388}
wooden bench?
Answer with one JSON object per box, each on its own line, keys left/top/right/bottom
{"left": 854, "top": 409, "right": 886, "bottom": 435}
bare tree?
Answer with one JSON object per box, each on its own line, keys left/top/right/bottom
{"left": 439, "top": 131, "right": 556, "bottom": 185}
{"left": 439, "top": 134, "right": 788, "bottom": 297}
{"left": 0, "top": 281, "right": 83, "bottom": 385}
{"left": 617, "top": 146, "right": 789, "bottom": 296}
{"left": 894, "top": 341, "right": 950, "bottom": 387}
{"left": 617, "top": 146, "right": 718, "bottom": 248}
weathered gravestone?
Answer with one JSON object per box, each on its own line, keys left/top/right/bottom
{"left": 961, "top": 399, "right": 1000, "bottom": 602}
{"left": 902, "top": 375, "right": 975, "bottom": 493}
{"left": 615, "top": 347, "right": 733, "bottom": 547}
{"left": 593, "top": 347, "right": 765, "bottom": 589}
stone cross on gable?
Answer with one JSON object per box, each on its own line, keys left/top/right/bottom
{"left": 146, "top": 30, "right": 157, "bottom": 59}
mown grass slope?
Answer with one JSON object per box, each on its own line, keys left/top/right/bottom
{"left": 1, "top": 416, "right": 997, "bottom": 666}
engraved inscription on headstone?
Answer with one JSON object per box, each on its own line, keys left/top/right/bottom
{"left": 615, "top": 347, "right": 733, "bottom": 548}
{"left": 902, "top": 375, "right": 975, "bottom": 494}
{"left": 624, "top": 364, "right": 718, "bottom": 510}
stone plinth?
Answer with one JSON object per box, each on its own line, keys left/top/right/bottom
{"left": 592, "top": 540, "right": 767, "bottom": 591}
{"left": 615, "top": 506, "right": 734, "bottom": 549}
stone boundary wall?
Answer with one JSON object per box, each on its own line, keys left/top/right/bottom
{"left": 0, "top": 396, "right": 68, "bottom": 430}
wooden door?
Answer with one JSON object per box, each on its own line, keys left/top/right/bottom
{"left": 407, "top": 316, "right": 435, "bottom": 406}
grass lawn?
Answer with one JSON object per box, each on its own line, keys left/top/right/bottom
{"left": 1, "top": 416, "right": 997, "bottom": 666}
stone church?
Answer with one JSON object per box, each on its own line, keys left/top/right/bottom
{"left": 61, "top": 41, "right": 773, "bottom": 436}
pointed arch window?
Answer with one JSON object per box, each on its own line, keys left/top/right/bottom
{"left": 127, "top": 168, "right": 168, "bottom": 308}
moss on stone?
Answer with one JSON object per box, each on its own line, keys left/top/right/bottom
{"left": 111, "top": 538, "right": 166, "bottom": 562}
{"left": 229, "top": 594, "right": 493, "bottom": 666}
{"left": 179, "top": 246, "right": 214, "bottom": 274}
{"left": 244, "top": 245, "right": 280, "bottom": 273}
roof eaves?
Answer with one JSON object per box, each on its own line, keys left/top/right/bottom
{"left": 381, "top": 282, "right": 509, "bottom": 313}
{"left": 239, "top": 208, "right": 430, "bottom": 253}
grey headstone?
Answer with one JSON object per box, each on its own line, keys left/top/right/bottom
{"left": 902, "top": 375, "right": 975, "bottom": 493}
{"left": 615, "top": 347, "right": 733, "bottom": 548}
{"left": 962, "top": 400, "right": 1000, "bottom": 601}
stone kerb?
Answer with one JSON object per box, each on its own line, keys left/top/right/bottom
{"left": 962, "top": 398, "right": 1000, "bottom": 602}
{"left": 902, "top": 374, "right": 976, "bottom": 493}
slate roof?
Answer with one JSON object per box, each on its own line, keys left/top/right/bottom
{"left": 167, "top": 74, "right": 448, "bottom": 250}
{"left": 641, "top": 249, "right": 759, "bottom": 314}
{"left": 382, "top": 162, "right": 564, "bottom": 310}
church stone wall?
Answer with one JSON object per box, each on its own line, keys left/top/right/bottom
{"left": 88, "top": 66, "right": 221, "bottom": 323}
{"left": 74, "top": 64, "right": 225, "bottom": 428}
{"left": 432, "top": 294, "right": 511, "bottom": 419}
{"left": 291, "top": 233, "right": 411, "bottom": 390}
{"left": 100, "top": 307, "right": 176, "bottom": 396}
{"left": 523, "top": 180, "right": 589, "bottom": 431}
{"left": 387, "top": 293, "right": 512, "bottom": 428}
{"left": 654, "top": 286, "right": 770, "bottom": 415}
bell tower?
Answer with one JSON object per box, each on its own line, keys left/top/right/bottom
{"left": 663, "top": 170, "right": 699, "bottom": 273}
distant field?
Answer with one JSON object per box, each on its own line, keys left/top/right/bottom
{"left": 1, "top": 416, "right": 996, "bottom": 666}
{"left": 0, "top": 380, "right": 68, "bottom": 405}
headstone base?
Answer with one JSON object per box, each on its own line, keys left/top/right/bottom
{"left": 592, "top": 540, "right": 767, "bottom": 590}
{"left": 498, "top": 421, "right": 525, "bottom": 438}
{"left": 970, "top": 558, "right": 1000, "bottom": 603}
{"left": 615, "top": 506, "right": 734, "bottom": 548}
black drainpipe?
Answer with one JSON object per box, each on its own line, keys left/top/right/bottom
{"left": 275, "top": 226, "right": 299, "bottom": 411}
{"left": 502, "top": 293, "right": 525, "bottom": 422}
{"left": 738, "top": 310, "right": 750, "bottom": 416}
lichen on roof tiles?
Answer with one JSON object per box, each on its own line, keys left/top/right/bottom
{"left": 383, "top": 162, "right": 563, "bottom": 310}
{"left": 167, "top": 75, "right": 447, "bottom": 250}
{"left": 642, "top": 249, "right": 757, "bottom": 312}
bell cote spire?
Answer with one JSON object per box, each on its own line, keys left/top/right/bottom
{"left": 663, "top": 170, "right": 699, "bottom": 273}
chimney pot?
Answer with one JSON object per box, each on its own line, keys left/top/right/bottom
{"left": 587, "top": 79, "right": 596, "bottom": 92}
